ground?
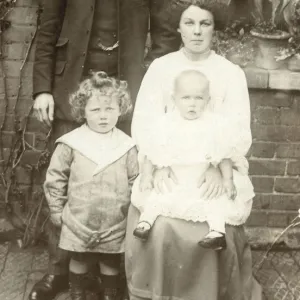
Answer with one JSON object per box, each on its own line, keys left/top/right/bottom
{"left": 1, "top": 218, "right": 300, "bottom": 300}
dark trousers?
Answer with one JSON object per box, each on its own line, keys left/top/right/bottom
{"left": 119, "top": 0, "right": 181, "bottom": 101}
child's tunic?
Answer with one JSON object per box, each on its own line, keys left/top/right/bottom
{"left": 131, "top": 110, "right": 254, "bottom": 226}
{"left": 44, "top": 125, "right": 139, "bottom": 253}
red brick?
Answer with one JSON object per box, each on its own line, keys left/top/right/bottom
{"left": 276, "top": 143, "right": 300, "bottom": 158}
{"left": 252, "top": 124, "right": 300, "bottom": 142}
{"left": 252, "top": 107, "right": 280, "bottom": 125}
{"left": 247, "top": 209, "right": 293, "bottom": 227}
{"left": 20, "top": 150, "right": 43, "bottom": 166}
{"left": 254, "top": 193, "right": 300, "bottom": 211}
{"left": 270, "top": 194, "right": 300, "bottom": 210}
{"left": 2, "top": 43, "right": 36, "bottom": 61}
{"left": 250, "top": 142, "right": 276, "bottom": 158}
{"left": 0, "top": 77, "right": 33, "bottom": 100}
{"left": 0, "top": 148, "right": 11, "bottom": 166}
{"left": 1, "top": 131, "right": 15, "bottom": 147}
{"left": 6, "top": 7, "right": 38, "bottom": 25}
{"left": 244, "top": 67, "right": 268, "bottom": 89}
{"left": 17, "top": 0, "right": 39, "bottom": 7}
{"left": 287, "top": 161, "right": 300, "bottom": 176}
{"left": 26, "top": 116, "right": 51, "bottom": 134}
{"left": 267, "top": 211, "right": 289, "bottom": 227}
{"left": 249, "top": 90, "right": 293, "bottom": 108}
{"left": 275, "top": 178, "right": 300, "bottom": 193}
{"left": 0, "top": 60, "right": 33, "bottom": 78}
{"left": 34, "top": 132, "right": 48, "bottom": 150}
{"left": 246, "top": 210, "right": 268, "bottom": 226}
{"left": 7, "top": 97, "right": 33, "bottom": 115}
{"left": 269, "top": 70, "right": 300, "bottom": 90}
{"left": 252, "top": 194, "right": 271, "bottom": 209}
{"left": 251, "top": 176, "right": 274, "bottom": 193}
{"left": 279, "top": 109, "right": 300, "bottom": 126}
{"left": 249, "top": 159, "right": 286, "bottom": 176}
{"left": 3, "top": 24, "right": 37, "bottom": 43}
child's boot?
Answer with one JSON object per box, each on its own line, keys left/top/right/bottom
{"left": 69, "top": 272, "right": 87, "bottom": 300}
{"left": 198, "top": 231, "right": 227, "bottom": 251}
{"left": 100, "top": 274, "right": 120, "bottom": 300}
{"left": 133, "top": 221, "right": 152, "bottom": 241}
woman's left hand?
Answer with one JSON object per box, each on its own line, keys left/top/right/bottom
{"left": 197, "top": 166, "right": 225, "bottom": 200}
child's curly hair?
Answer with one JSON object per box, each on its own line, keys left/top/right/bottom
{"left": 69, "top": 71, "right": 132, "bottom": 123}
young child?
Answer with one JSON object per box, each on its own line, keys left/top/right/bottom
{"left": 44, "top": 72, "right": 139, "bottom": 300}
{"left": 131, "top": 69, "right": 254, "bottom": 250}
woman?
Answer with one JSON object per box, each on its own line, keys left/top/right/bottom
{"left": 126, "top": 1, "right": 262, "bottom": 299}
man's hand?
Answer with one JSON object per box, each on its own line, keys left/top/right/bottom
{"left": 153, "top": 166, "right": 178, "bottom": 194}
{"left": 197, "top": 165, "right": 225, "bottom": 200}
{"left": 223, "top": 178, "right": 237, "bottom": 200}
{"left": 139, "top": 174, "right": 153, "bottom": 192}
{"left": 33, "top": 93, "right": 55, "bottom": 127}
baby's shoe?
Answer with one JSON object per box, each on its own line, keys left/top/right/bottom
{"left": 198, "top": 231, "right": 227, "bottom": 251}
{"left": 133, "top": 221, "right": 152, "bottom": 241}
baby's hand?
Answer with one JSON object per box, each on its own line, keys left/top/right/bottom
{"left": 50, "top": 213, "right": 62, "bottom": 227}
{"left": 223, "top": 178, "right": 237, "bottom": 200}
{"left": 139, "top": 174, "right": 153, "bottom": 192}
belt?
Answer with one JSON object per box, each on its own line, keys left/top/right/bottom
{"left": 62, "top": 204, "right": 127, "bottom": 249}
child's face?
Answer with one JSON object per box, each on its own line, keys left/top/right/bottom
{"left": 85, "top": 93, "right": 121, "bottom": 134}
{"left": 173, "top": 74, "right": 209, "bottom": 120}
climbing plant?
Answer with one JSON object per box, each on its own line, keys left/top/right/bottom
{"left": 0, "top": 0, "right": 51, "bottom": 247}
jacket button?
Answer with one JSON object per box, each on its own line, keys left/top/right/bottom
{"left": 113, "top": 33, "right": 117, "bottom": 38}
{"left": 82, "top": 52, "right": 86, "bottom": 56}
{"left": 91, "top": 5, "right": 94, "bottom": 11}
{"left": 108, "top": 53, "right": 111, "bottom": 56}
{"left": 86, "top": 30, "right": 90, "bottom": 34}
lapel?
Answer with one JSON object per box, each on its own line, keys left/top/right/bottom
{"left": 56, "top": 124, "right": 135, "bottom": 175}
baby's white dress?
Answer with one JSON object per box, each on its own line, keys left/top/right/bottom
{"left": 131, "top": 109, "right": 255, "bottom": 227}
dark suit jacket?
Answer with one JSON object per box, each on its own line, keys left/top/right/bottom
{"left": 33, "top": 0, "right": 181, "bottom": 121}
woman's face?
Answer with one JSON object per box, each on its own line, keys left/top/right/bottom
{"left": 178, "top": 5, "right": 214, "bottom": 54}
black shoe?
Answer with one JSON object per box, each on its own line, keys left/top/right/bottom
{"left": 198, "top": 233, "right": 227, "bottom": 251}
{"left": 133, "top": 222, "right": 152, "bottom": 241}
{"left": 28, "top": 274, "right": 69, "bottom": 300}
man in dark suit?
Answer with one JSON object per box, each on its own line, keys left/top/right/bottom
{"left": 29, "top": 1, "right": 180, "bottom": 300}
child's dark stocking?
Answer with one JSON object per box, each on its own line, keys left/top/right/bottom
{"left": 69, "top": 258, "right": 89, "bottom": 300}
{"left": 101, "top": 274, "right": 120, "bottom": 300}
{"left": 99, "top": 254, "right": 121, "bottom": 300}
{"left": 69, "top": 272, "right": 87, "bottom": 300}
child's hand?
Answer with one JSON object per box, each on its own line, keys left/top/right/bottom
{"left": 223, "top": 179, "right": 237, "bottom": 200}
{"left": 50, "top": 213, "right": 62, "bottom": 227}
{"left": 139, "top": 174, "right": 153, "bottom": 192}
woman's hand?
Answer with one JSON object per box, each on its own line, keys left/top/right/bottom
{"left": 139, "top": 174, "right": 153, "bottom": 192}
{"left": 153, "top": 166, "right": 178, "bottom": 194}
{"left": 197, "top": 165, "right": 224, "bottom": 200}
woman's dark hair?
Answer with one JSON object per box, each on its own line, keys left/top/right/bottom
{"left": 165, "top": 0, "right": 230, "bottom": 31}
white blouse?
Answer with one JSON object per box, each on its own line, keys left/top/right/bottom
{"left": 131, "top": 49, "right": 252, "bottom": 167}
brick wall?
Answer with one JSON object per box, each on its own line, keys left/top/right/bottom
{"left": 0, "top": 0, "right": 300, "bottom": 231}
{"left": 244, "top": 69, "right": 300, "bottom": 230}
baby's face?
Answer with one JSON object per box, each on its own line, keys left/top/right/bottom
{"left": 173, "top": 74, "right": 210, "bottom": 120}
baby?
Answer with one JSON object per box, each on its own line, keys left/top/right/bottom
{"left": 131, "top": 70, "right": 254, "bottom": 251}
